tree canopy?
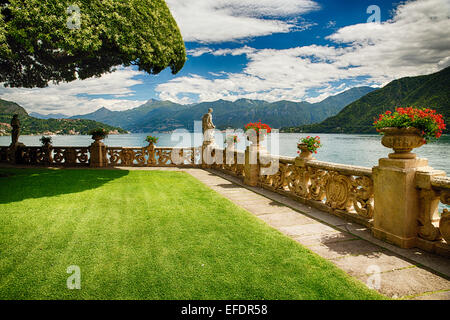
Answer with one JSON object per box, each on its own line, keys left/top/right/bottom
{"left": 0, "top": 0, "right": 186, "bottom": 88}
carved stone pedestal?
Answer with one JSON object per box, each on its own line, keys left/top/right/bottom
{"left": 90, "top": 139, "right": 107, "bottom": 167}
{"left": 201, "top": 142, "right": 215, "bottom": 168}
{"left": 372, "top": 157, "right": 430, "bottom": 248}
{"left": 8, "top": 142, "right": 25, "bottom": 164}
{"left": 244, "top": 145, "right": 260, "bottom": 187}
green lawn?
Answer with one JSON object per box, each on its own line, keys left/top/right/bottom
{"left": 0, "top": 168, "right": 383, "bottom": 299}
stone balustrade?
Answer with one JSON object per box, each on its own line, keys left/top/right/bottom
{"left": 0, "top": 140, "right": 448, "bottom": 257}
{"left": 415, "top": 172, "right": 450, "bottom": 256}
{"left": 0, "top": 146, "right": 8, "bottom": 162}
{"left": 0, "top": 144, "right": 203, "bottom": 168}
{"left": 209, "top": 148, "right": 246, "bottom": 178}
{"left": 106, "top": 146, "right": 201, "bottom": 167}
{"left": 2, "top": 146, "right": 90, "bottom": 166}
{"left": 258, "top": 155, "right": 374, "bottom": 228}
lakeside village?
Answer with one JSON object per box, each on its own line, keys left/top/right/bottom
{"left": 0, "top": 121, "right": 123, "bottom": 136}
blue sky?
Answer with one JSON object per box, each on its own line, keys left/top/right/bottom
{"left": 1, "top": 0, "right": 449, "bottom": 115}
{"left": 139, "top": 0, "right": 399, "bottom": 102}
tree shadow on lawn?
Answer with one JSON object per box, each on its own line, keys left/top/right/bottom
{"left": 0, "top": 167, "right": 129, "bottom": 204}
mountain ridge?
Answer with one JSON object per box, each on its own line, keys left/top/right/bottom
{"left": 71, "top": 86, "right": 375, "bottom": 132}
{"left": 282, "top": 66, "right": 450, "bottom": 133}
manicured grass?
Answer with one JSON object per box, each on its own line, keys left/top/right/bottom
{"left": 0, "top": 168, "right": 384, "bottom": 299}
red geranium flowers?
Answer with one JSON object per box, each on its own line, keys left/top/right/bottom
{"left": 244, "top": 120, "right": 272, "bottom": 135}
{"left": 373, "top": 107, "right": 446, "bottom": 143}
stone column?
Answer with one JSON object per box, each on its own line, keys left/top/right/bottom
{"left": 90, "top": 139, "right": 107, "bottom": 167}
{"left": 244, "top": 144, "right": 260, "bottom": 187}
{"left": 372, "top": 157, "right": 430, "bottom": 248}
{"left": 147, "top": 143, "right": 156, "bottom": 165}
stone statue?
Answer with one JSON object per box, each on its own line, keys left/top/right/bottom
{"left": 10, "top": 114, "right": 20, "bottom": 146}
{"left": 202, "top": 108, "right": 215, "bottom": 144}
{"left": 8, "top": 114, "right": 25, "bottom": 163}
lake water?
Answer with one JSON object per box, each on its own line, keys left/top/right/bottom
{"left": 1, "top": 133, "right": 449, "bottom": 173}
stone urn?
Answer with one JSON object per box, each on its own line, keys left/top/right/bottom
{"left": 246, "top": 132, "right": 266, "bottom": 148}
{"left": 379, "top": 127, "right": 425, "bottom": 159}
{"left": 297, "top": 143, "right": 314, "bottom": 159}
{"left": 91, "top": 134, "right": 106, "bottom": 143}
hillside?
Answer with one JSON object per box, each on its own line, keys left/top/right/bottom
{"left": 0, "top": 99, "right": 127, "bottom": 136}
{"left": 71, "top": 87, "right": 375, "bottom": 132}
{"left": 283, "top": 66, "right": 450, "bottom": 133}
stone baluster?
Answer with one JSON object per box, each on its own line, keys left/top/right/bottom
{"left": 415, "top": 170, "right": 446, "bottom": 242}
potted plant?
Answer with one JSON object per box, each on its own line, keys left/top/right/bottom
{"left": 373, "top": 107, "right": 446, "bottom": 159}
{"left": 40, "top": 136, "right": 52, "bottom": 146}
{"left": 89, "top": 128, "right": 108, "bottom": 141}
{"left": 244, "top": 120, "right": 271, "bottom": 146}
{"left": 297, "top": 136, "right": 321, "bottom": 159}
{"left": 145, "top": 135, "right": 159, "bottom": 146}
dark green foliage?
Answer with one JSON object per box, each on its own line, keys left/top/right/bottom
{"left": 0, "top": 98, "right": 126, "bottom": 134}
{"left": 0, "top": 0, "right": 186, "bottom": 88}
{"left": 284, "top": 67, "right": 450, "bottom": 134}
{"left": 145, "top": 135, "right": 158, "bottom": 144}
{"left": 72, "top": 87, "right": 375, "bottom": 132}
{"left": 39, "top": 136, "right": 52, "bottom": 145}
{"left": 88, "top": 127, "right": 108, "bottom": 138}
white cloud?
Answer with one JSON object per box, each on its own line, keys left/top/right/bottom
{"left": 158, "top": 0, "right": 450, "bottom": 104}
{"left": 187, "top": 47, "right": 214, "bottom": 57}
{"left": 0, "top": 68, "right": 147, "bottom": 116}
{"left": 166, "top": 0, "right": 319, "bottom": 42}
{"left": 188, "top": 46, "right": 257, "bottom": 57}
{"left": 326, "top": 20, "right": 336, "bottom": 29}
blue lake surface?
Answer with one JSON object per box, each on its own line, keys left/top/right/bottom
{"left": 1, "top": 133, "right": 449, "bottom": 173}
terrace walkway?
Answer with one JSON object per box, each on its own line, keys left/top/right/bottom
{"left": 180, "top": 168, "right": 450, "bottom": 300}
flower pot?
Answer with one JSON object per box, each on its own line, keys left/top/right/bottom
{"left": 92, "top": 134, "right": 106, "bottom": 142}
{"left": 379, "top": 127, "right": 425, "bottom": 159}
{"left": 297, "top": 143, "right": 314, "bottom": 159}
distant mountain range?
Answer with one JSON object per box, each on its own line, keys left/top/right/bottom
{"left": 283, "top": 66, "right": 450, "bottom": 133}
{"left": 70, "top": 87, "right": 376, "bottom": 132}
{"left": 0, "top": 99, "right": 126, "bottom": 136}
{"left": 4, "top": 65, "right": 447, "bottom": 136}
{"left": 29, "top": 112, "right": 69, "bottom": 119}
